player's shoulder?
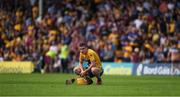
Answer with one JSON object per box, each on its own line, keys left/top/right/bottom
{"left": 88, "top": 49, "right": 95, "bottom": 54}
{"left": 88, "top": 49, "right": 98, "bottom": 56}
{"left": 80, "top": 52, "right": 84, "bottom": 56}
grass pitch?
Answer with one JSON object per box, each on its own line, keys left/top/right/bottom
{"left": 0, "top": 73, "right": 180, "bottom": 96}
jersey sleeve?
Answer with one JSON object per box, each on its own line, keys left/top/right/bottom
{"left": 79, "top": 53, "right": 84, "bottom": 62}
{"left": 88, "top": 53, "right": 95, "bottom": 62}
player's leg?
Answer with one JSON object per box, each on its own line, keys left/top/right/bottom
{"left": 91, "top": 67, "right": 103, "bottom": 85}
{"left": 73, "top": 66, "right": 81, "bottom": 75}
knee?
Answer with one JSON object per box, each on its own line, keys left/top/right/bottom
{"left": 91, "top": 67, "right": 101, "bottom": 75}
{"left": 73, "top": 67, "right": 81, "bottom": 75}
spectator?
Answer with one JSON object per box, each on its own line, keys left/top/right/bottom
{"left": 0, "top": 0, "right": 179, "bottom": 73}
{"left": 60, "top": 42, "right": 70, "bottom": 73}
{"left": 168, "top": 41, "right": 180, "bottom": 63}
{"left": 0, "top": 50, "right": 4, "bottom": 61}
{"left": 131, "top": 48, "right": 142, "bottom": 64}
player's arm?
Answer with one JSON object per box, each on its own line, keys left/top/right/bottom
{"left": 84, "top": 60, "right": 95, "bottom": 72}
{"left": 81, "top": 60, "right": 95, "bottom": 76}
{"left": 79, "top": 53, "right": 84, "bottom": 72}
{"left": 79, "top": 61, "right": 84, "bottom": 72}
{"left": 81, "top": 54, "right": 96, "bottom": 76}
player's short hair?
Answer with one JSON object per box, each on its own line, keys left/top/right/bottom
{"left": 79, "top": 42, "right": 87, "bottom": 48}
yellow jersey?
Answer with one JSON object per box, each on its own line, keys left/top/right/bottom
{"left": 79, "top": 49, "right": 102, "bottom": 68}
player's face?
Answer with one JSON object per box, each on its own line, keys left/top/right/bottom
{"left": 79, "top": 46, "right": 88, "bottom": 54}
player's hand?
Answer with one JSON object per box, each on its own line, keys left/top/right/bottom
{"left": 80, "top": 70, "right": 87, "bottom": 77}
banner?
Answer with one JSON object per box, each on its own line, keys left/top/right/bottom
{"left": 102, "top": 62, "right": 133, "bottom": 75}
{"left": 0, "top": 62, "right": 34, "bottom": 73}
{"left": 77, "top": 61, "right": 180, "bottom": 76}
{"left": 133, "top": 63, "right": 180, "bottom": 76}
{"left": 172, "top": 64, "right": 180, "bottom": 75}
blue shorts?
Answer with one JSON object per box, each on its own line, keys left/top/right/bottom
{"left": 87, "top": 68, "right": 104, "bottom": 78}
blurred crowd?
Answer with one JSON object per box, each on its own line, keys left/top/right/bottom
{"left": 0, "top": 0, "right": 180, "bottom": 73}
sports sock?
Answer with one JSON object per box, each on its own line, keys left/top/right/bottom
{"left": 96, "top": 74, "right": 101, "bottom": 81}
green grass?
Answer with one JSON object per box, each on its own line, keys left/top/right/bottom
{"left": 0, "top": 74, "right": 180, "bottom": 96}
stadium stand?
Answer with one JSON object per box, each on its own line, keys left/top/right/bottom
{"left": 0, "top": 0, "right": 179, "bottom": 73}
